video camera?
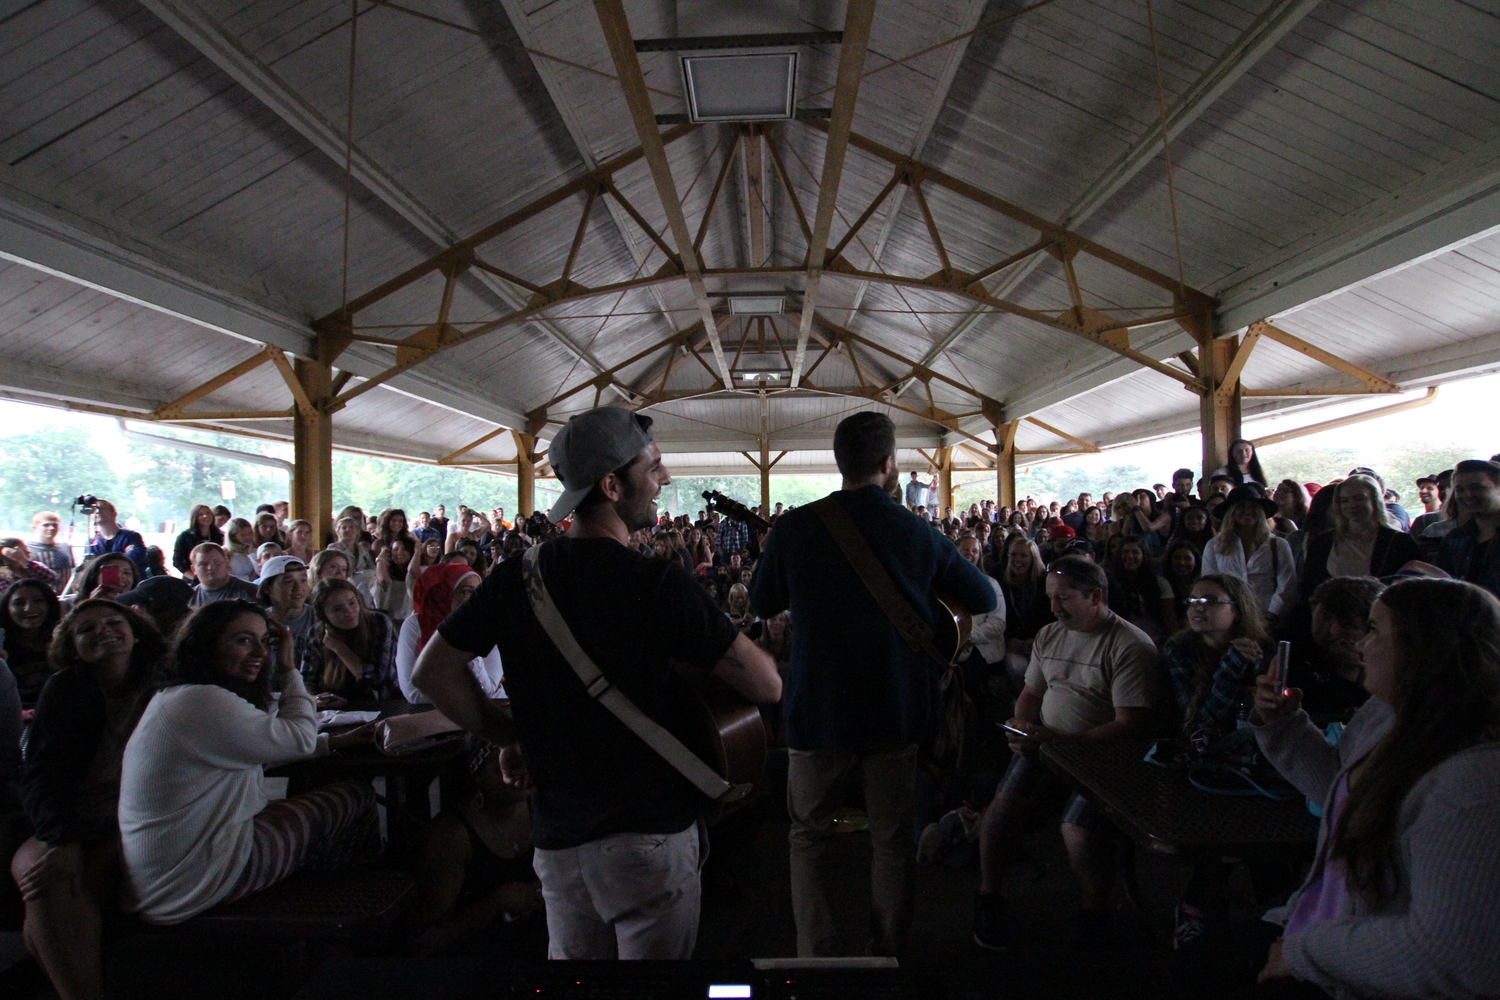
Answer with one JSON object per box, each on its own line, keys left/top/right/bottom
{"left": 73, "top": 494, "right": 101, "bottom": 513}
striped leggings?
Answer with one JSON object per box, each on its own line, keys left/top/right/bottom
{"left": 225, "top": 780, "right": 379, "bottom": 902}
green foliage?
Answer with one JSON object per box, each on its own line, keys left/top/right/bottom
{"left": 126, "top": 433, "right": 288, "bottom": 526}
{"left": 330, "top": 455, "right": 518, "bottom": 518}
{"left": 0, "top": 427, "right": 120, "bottom": 529}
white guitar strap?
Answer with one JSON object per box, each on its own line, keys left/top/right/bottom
{"left": 521, "top": 544, "right": 746, "bottom": 803}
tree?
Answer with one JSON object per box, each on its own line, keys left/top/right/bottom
{"left": 126, "top": 435, "right": 288, "bottom": 527}
{"left": 0, "top": 427, "right": 120, "bottom": 531}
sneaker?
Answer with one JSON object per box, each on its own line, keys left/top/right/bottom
{"left": 1172, "top": 902, "right": 1209, "bottom": 951}
{"left": 916, "top": 822, "right": 944, "bottom": 867}
{"left": 973, "top": 892, "right": 1008, "bottom": 952}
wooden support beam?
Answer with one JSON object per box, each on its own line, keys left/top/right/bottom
{"left": 790, "top": 0, "right": 876, "bottom": 387}
{"left": 956, "top": 441, "right": 996, "bottom": 468}
{"left": 742, "top": 127, "right": 768, "bottom": 266}
{"left": 439, "top": 427, "right": 508, "bottom": 465}
{"left": 1240, "top": 387, "right": 1404, "bottom": 397}
{"left": 1195, "top": 320, "right": 1241, "bottom": 479}
{"left": 1024, "top": 416, "right": 1100, "bottom": 453}
{"left": 601, "top": 180, "right": 681, "bottom": 267}
{"left": 1250, "top": 321, "right": 1401, "bottom": 393}
{"left": 806, "top": 119, "right": 1216, "bottom": 307}
{"left": 937, "top": 445, "right": 954, "bottom": 513}
{"left": 1254, "top": 388, "right": 1439, "bottom": 447}
{"left": 512, "top": 430, "right": 537, "bottom": 517}
{"left": 151, "top": 348, "right": 272, "bottom": 418}
{"left": 561, "top": 183, "right": 599, "bottom": 284}
{"left": 265, "top": 345, "right": 316, "bottom": 419}
{"left": 594, "top": 0, "right": 731, "bottom": 386}
{"left": 154, "top": 409, "right": 294, "bottom": 422}
{"left": 695, "top": 133, "right": 738, "bottom": 254}
{"left": 828, "top": 167, "right": 903, "bottom": 263}
{"left": 764, "top": 131, "right": 813, "bottom": 246}
{"left": 909, "top": 178, "right": 952, "bottom": 279}
{"left": 291, "top": 357, "right": 333, "bottom": 545}
{"left": 996, "top": 420, "right": 1019, "bottom": 508}
{"left": 966, "top": 239, "right": 1052, "bottom": 289}
{"left": 1217, "top": 324, "right": 1260, "bottom": 402}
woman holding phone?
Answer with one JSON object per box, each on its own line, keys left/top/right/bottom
{"left": 1241, "top": 578, "right": 1500, "bottom": 998}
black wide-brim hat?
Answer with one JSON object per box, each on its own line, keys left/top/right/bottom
{"left": 1213, "top": 484, "right": 1280, "bottom": 524}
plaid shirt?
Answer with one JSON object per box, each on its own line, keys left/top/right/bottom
{"left": 1162, "top": 634, "right": 1258, "bottom": 735}
{"left": 716, "top": 518, "right": 749, "bottom": 557}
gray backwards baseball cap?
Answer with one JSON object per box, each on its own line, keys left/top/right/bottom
{"left": 546, "top": 407, "right": 655, "bottom": 523}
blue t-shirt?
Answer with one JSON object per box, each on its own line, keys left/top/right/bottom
{"left": 750, "top": 486, "right": 997, "bottom": 751}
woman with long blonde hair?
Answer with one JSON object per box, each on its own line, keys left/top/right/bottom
{"left": 1200, "top": 486, "right": 1297, "bottom": 620}
{"left": 1302, "top": 475, "right": 1422, "bottom": 594}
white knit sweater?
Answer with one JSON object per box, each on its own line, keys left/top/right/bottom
{"left": 118, "top": 671, "right": 325, "bottom": 925}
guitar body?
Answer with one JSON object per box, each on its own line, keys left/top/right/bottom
{"left": 931, "top": 592, "right": 974, "bottom": 664}
{"left": 673, "top": 665, "right": 768, "bottom": 824}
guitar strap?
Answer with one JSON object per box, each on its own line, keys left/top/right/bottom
{"left": 520, "top": 544, "right": 750, "bottom": 804}
{"left": 808, "top": 497, "right": 953, "bottom": 672}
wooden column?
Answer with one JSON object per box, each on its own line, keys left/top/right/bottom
{"left": 995, "top": 420, "right": 1019, "bottom": 509}
{"left": 758, "top": 390, "right": 771, "bottom": 514}
{"left": 1195, "top": 325, "right": 1241, "bottom": 481}
{"left": 937, "top": 445, "right": 954, "bottom": 514}
{"left": 515, "top": 432, "right": 537, "bottom": 517}
{"left": 291, "top": 358, "right": 334, "bottom": 546}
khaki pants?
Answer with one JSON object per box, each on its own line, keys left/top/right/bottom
{"left": 532, "top": 823, "right": 705, "bottom": 960}
{"left": 787, "top": 744, "right": 917, "bottom": 957}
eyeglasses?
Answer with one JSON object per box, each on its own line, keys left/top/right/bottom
{"left": 1185, "top": 597, "right": 1236, "bottom": 607}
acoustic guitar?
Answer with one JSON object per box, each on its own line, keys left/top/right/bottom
{"left": 672, "top": 664, "right": 768, "bottom": 824}
{"left": 931, "top": 592, "right": 975, "bottom": 666}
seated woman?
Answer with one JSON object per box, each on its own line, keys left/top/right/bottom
{"left": 284, "top": 519, "right": 317, "bottom": 565}
{"left": 1282, "top": 576, "right": 1384, "bottom": 722}
{"left": 330, "top": 516, "right": 376, "bottom": 575}
{"left": 1106, "top": 536, "right": 1176, "bottom": 645}
{"left": 1175, "top": 503, "right": 1216, "bottom": 554}
{"left": 300, "top": 580, "right": 398, "bottom": 701}
{"left": 1162, "top": 575, "right": 1266, "bottom": 740}
{"left": 1161, "top": 538, "right": 1201, "bottom": 624}
{"left": 1244, "top": 578, "right": 1500, "bottom": 999}
{"left": 725, "top": 582, "right": 755, "bottom": 630}
{"left": 997, "top": 536, "right": 1053, "bottom": 694}
{"left": 223, "top": 518, "right": 259, "bottom": 581}
{"left": 410, "top": 738, "right": 541, "bottom": 956}
{"left": 396, "top": 564, "right": 502, "bottom": 705}
{"left": 371, "top": 536, "right": 417, "bottom": 623}
{"left": 1, "top": 580, "right": 62, "bottom": 704}
{"left": 171, "top": 504, "right": 223, "bottom": 580}
{"left": 11, "top": 600, "right": 165, "bottom": 1000}
{"left": 118, "top": 601, "right": 376, "bottom": 926}
{"left": 1302, "top": 475, "right": 1421, "bottom": 595}
{"left": 252, "top": 511, "right": 286, "bottom": 551}
{"left": 67, "top": 553, "right": 137, "bottom": 607}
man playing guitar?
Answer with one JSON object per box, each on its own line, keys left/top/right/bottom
{"left": 750, "top": 412, "right": 996, "bottom": 957}
{"left": 415, "top": 407, "right": 781, "bottom": 959}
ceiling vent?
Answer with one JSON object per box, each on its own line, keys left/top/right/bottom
{"left": 681, "top": 50, "right": 797, "bottom": 122}
{"left": 728, "top": 295, "right": 785, "bottom": 315}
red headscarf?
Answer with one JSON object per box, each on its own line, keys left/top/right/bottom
{"left": 413, "top": 563, "right": 480, "bottom": 650}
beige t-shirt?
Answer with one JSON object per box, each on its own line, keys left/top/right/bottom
{"left": 1024, "top": 611, "right": 1160, "bottom": 735}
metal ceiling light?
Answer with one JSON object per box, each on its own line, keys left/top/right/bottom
{"left": 728, "top": 296, "right": 785, "bottom": 314}
{"left": 681, "top": 50, "right": 797, "bottom": 122}
{"left": 732, "top": 368, "right": 792, "bottom": 383}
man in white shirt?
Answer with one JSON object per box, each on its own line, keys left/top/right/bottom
{"left": 973, "top": 556, "right": 1159, "bottom": 951}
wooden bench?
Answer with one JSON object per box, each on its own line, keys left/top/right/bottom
{"left": 177, "top": 869, "right": 415, "bottom": 939}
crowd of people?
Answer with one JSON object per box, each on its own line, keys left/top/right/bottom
{"left": 1, "top": 425, "right": 1498, "bottom": 999}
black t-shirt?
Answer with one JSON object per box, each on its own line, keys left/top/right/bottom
{"left": 439, "top": 537, "right": 737, "bottom": 849}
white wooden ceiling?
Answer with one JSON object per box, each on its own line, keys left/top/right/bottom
{"left": 1, "top": 0, "right": 1498, "bottom": 473}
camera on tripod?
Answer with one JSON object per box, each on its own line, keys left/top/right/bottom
{"left": 73, "top": 494, "right": 101, "bottom": 513}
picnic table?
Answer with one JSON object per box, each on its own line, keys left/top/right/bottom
{"left": 268, "top": 700, "right": 467, "bottom": 858}
{"left": 1039, "top": 738, "right": 1319, "bottom": 858}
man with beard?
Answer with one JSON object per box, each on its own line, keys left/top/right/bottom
{"left": 415, "top": 407, "right": 780, "bottom": 959}
{"left": 750, "top": 411, "right": 996, "bottom": 957}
